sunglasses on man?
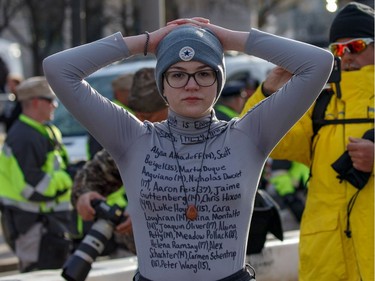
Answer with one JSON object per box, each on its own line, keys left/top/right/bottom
{"left": 36, "top": 96, "right": 58, "bottom": 107}
{"left": 329, "top": 38, "right": 374, "bottom": 57}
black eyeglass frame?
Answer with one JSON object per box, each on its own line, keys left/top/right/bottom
{"left": 164, "top": 69, "right": 218, "bottom": 89}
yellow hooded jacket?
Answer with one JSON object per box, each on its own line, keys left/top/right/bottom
{"left": 241, "top": 65, "right": 374, "bottom": 281}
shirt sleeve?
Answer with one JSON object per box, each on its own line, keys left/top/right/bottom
{"left": 43, "top": 32, "right": 140, "bottom": 159}
{"left": 240, "top": 84, "right": 313, "bottom": 166}
{"left": 236, "top": 29, "right": 333, "bottom": 157}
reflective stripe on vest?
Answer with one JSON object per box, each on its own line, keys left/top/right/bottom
{"left": 215, "top": 104, "right": 239, "bottom": 119}
{"left": 0, "top": 197, "right": 72, "bottom": 213}
{"left": 21, "top": 173, "right": 51, "bottom": 200}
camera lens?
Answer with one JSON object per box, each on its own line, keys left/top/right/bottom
{"left": 62, "top": 219, "right": 115, "bottom": 281}
{"left": 61, "top": 200, "right": 125, "bottom": 281}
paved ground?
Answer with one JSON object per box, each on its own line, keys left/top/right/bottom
{"left": 0, "top": 224, "right": 19, "bottom": 276}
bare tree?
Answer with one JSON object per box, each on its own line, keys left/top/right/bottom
{"left": 104, "top": 0, "right": 138, "bottom": 36}
{"left": 0, "top": 0, "right": 67, "bottom": 75}
{"left": 0, "top": 0, "right": 24, "bottom": 33}
{"left": 258, "top": 0, "right": 296, "bottom": 27}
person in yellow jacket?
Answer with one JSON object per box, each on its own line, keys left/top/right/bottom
{"left": 241, "top": 3, "right": 374, "bottom": 280}
{"left": 0, "top": 76, "right": 73, "bottom": 272}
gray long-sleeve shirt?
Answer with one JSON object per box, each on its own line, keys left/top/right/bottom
{"left": 44, "top": 29, "right": 333, "bottom": 280}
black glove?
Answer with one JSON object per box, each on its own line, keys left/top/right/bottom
{"left": 331, "top": 129, "right": 374, "bottom": 190}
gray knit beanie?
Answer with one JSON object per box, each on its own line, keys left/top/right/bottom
{"left": 329, "top": 2, "right": 374, "bottom": 43}
{"left": 155, "top": 25, "right": 225, "bottom": 101}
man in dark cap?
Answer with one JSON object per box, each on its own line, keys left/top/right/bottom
{"left": 241, "top": 2, "right": 374, "bottom": 280}
{"left": 214, "top": 80, "right": 248, "bottom": 121}
{"left": 71, "top": 68, "right": 167, "bottom": 257}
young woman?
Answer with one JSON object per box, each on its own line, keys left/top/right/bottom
{"left": 43, "top": 18, "right": 333, "bottom": 281}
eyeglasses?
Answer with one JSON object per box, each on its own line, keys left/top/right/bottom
{"left": 164, "top": 69, "right": 217, "bottom": 88}
{"left": 329, "top": 38, "right": 374, "bottom": 57}
{"left": 36, "top": 97, "right": 58, "bottom": 107}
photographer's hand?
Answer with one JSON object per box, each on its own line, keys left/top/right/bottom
{"left": 347, "top": 137, "right": 374, "bottom": 173}
{"left": 262, "top": 66, "right": 293, "bottom": 97}
{"left": 76, "top": 191, "right": 106, "bottom": 221}
{"left": 115, "top": 211, "right": 132, "bottom": 234}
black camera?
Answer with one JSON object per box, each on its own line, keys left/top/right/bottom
{"left": 61, "top": 199, "right": 125, "bottom": 281}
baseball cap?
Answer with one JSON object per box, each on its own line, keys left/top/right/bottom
{"left": 16, "top": 76, "right": 56, "bottom": 101}
{"left": 221, "top": 80, "right": 247, "bottom": 98}
{"left": 112, "top": 73, "right": 134, "bottom": 91}
{"left": 128, "top": 68, "right": 167, "bottom": 113}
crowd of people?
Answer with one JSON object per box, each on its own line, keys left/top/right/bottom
{"left": 0, "top": 2, "right": 372, "bottom": 281}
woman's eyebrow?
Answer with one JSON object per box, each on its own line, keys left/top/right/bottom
{"left": 168, "top": 65, "right": 212, "bottom": 71}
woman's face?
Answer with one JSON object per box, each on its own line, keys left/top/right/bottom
{"left": 163, "top": 61, "right": 218, "bottom": 118}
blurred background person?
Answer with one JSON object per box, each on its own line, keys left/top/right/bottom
{"left": 0, "top": 76, "right": 73, "bottom": 272}
{"left": 0, "top": 74, "right": 24, "bottom": 132}
{"left": 0, "top": 57, "right": 9, "bottom": 94}
{"left": 6, "top": 74, "right": 24, "bottom": 95}
{"left": 214, "top": 80, "right": 248, "bottom": 121}
{"left": 87, "top": 73, "right": 135, "bottom": 159}
{"left": 266, "top": 159, "right": 309, "bottom": 229}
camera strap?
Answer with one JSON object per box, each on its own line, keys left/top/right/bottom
{"left": 344, "top": 189, "right": 360, "bottom": 238}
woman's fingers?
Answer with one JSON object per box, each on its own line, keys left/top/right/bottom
{"left": 167, "top": 17, "right": 210, "bottom": 26}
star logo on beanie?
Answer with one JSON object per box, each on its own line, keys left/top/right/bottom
{"left": 179, "top": 46, "right": 195, "bottom": 61}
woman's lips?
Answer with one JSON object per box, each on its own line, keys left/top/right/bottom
{"left": 183, "top": 96, "right": 201, "bottom": 101}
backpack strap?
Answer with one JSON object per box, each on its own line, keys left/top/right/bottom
{"left": 312, "top": 88, "right": 334, "bottom": 136}
{"left": 312, "top": 88, "right": 374, "bottom": 139}
{"left": 314, "top": 118, "right": 374, "bottom": 128}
